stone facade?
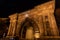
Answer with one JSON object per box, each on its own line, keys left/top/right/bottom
{"left": 7, "top": 0, "right": 59, "bottom": 39}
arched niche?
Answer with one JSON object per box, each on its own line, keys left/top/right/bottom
{"left": 19, "top": 17, "right": 40, "bottom": 39}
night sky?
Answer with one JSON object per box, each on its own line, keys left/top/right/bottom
{"left": 0, "top": 0, "right": 59, "bottom": 18}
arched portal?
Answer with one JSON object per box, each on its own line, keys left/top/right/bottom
{"left": 19, "top": 18, "right": 40, "bottom": 39}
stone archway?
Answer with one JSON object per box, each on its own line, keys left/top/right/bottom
{"left": 19, "top": 18, "right": 40, "bottom": 39}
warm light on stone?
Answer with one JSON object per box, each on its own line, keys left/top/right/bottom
{"left": 34, "top": 33, "right": 40, "bottom": 38}
{"left": 7, "top": 0, "right": 59, "bottom": 39}
{"left": 25, "top": 14, "right": 29, "bottom": 17}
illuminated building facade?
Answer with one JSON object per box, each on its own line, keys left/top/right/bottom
{"left": 7, "top": 0, "right": 59, "bottom": 39}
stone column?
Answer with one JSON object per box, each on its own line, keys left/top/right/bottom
{"left": 7, "top": 14, "right": 17, "bottom": 37}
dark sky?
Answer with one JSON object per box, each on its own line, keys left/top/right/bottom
{"left": 0, "top": 0, "right": 53, "bottom": 17}
{"left": 0, "top": 0, "right": 60, "bottom": 18}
